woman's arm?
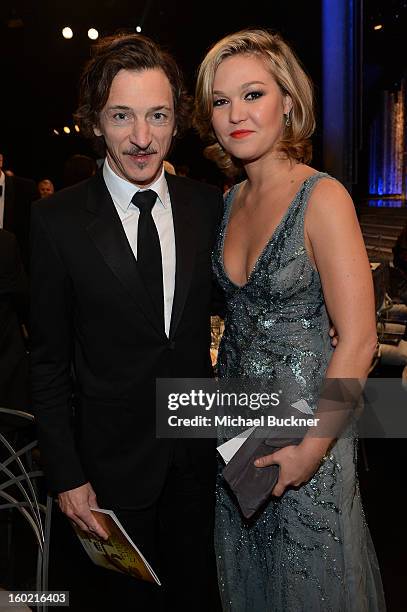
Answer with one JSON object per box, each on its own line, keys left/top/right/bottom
{"left": 305, "top": 177, "right": 377, "bottom": 377}
{"left": 255, "top": 178, "right": 377, "bottom": 494}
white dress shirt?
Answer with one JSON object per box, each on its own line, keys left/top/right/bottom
{"left": 103, "top": 160, "right": 176, "bottom": 337}
{"left": 0, "top": 171, "right": 5, "bottom": 228}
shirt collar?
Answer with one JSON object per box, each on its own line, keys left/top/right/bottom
{"left": 103, "top": 159, "right": 168, "bottom": 212}
{"left": 0, "top": 171, "right": 5, "bottom": 187}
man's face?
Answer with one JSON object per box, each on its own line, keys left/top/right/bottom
{"left": 38, "top": 179, "right": 54, "bottom": 198}
{"left": 94, "top": 68, "right": 176, "bottom": 187}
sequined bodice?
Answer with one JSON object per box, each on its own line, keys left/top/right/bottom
{"left": 213, "top": 173, "right": 333, "bottom": 407}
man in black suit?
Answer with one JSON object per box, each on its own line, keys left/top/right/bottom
{"left": 0, "top": 152, "right": 38, "bottom": 270}
{"left": 0, "top": 229, "right": 29, "bottom": 410}
{"left": 31, "top": 34, "right": 223, "bottom": 610}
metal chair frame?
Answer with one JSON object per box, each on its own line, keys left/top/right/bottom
{"left": 0, "top": 407, "right": 52, "bottom": 612}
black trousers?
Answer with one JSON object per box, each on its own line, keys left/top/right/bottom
{"left": 59, "top": 443, "right": 220, "bottom": 612}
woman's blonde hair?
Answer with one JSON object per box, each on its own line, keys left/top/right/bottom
{"left": 194, "top": 29, "right": 315, "bottom": 172}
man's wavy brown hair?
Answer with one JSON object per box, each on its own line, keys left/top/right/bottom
{"left": 75, "top": 33, "right": 191, "bottom": 149}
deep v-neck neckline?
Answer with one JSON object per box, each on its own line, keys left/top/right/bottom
{"left": 220, "top": 173, "right": 321, "bottom": 290}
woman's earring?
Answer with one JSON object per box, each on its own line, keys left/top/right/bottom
{"left": 285, "top": 111, "right": 292, "bottom": 127}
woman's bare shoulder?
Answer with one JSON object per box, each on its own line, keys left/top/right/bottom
{"left": 307, "top": 175, "right": 355, "bottom": 217}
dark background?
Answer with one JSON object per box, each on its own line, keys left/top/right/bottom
{"left": 0, "top": 0, "right": 405, "bottom": 190}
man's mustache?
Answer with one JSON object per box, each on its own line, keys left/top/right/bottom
{"left": 125, "top": 147, "right": 157, "bottom": 156}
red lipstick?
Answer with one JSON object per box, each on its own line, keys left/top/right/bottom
{"left": 230, "top": 130, "right": 254, "bottom": 139}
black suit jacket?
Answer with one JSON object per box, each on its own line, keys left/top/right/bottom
{"left": 30, "top": 170, "right": 223, "bottom": 508}
{"left": 0, "top": 229, "right": 29, "bottom": 409}
{"left": 3, "top": 173, "right": 38, "bottom": 270}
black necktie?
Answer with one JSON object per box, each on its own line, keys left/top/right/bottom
{"left": 0, "top": 185, "right": 2, "bottom": 197}
{"left": 131, "top": 190, "right": 164, "bottom": 327}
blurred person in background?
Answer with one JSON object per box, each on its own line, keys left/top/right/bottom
{"left": 62, "top": 153, "right": 97, "bottom": 187}
{"left": 0, "top": 229, "right": 29, "bottom": 410}
{"left": 37, "top": 178, "right": 55, "bottom": 199}
{"left": 0, "top": 150, "right": 38, "bottom": 270}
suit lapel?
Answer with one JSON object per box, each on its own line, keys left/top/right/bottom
{"left": 85, "top": 171, "right": 164, "bottom": 336}
{"left": 167, "top": 174, "right": 197, "bottom": 338}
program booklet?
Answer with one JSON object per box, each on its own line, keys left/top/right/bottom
{"left": 72, "top": 508, "right": 161, "bottom": 585}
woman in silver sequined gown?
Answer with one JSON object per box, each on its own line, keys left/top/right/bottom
{"left": 194, "top": 29, "right": 386, "bottom": 611}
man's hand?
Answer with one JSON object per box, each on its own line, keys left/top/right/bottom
{"left": 58, "top": 482, "right": 109, "bottom": 540}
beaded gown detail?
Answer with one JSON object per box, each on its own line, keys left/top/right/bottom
{"left": 213, "top": 173, "right": 385, "bottom": 611}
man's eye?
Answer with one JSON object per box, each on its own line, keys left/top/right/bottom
{"left": 245, "top": 91, "right": 263, "bottom": 101}
{"left": 213, "top": 98, "right": 228, "bottom": 107}
{"left": 152, "top": 112, "right": 167, "bottom": 121}
{"left": 112, "top": 112, "right": 128, "bottom": 121}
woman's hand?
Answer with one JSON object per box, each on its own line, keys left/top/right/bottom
{"left": 254, "top": 443, "right": 325, "bottom": 497}
{"left": 329, "top": 325, "right": 338, "bottom": 347}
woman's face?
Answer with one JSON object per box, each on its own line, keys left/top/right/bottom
{"left": 211, "top": 54, "right": 292, "bottom": 163}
